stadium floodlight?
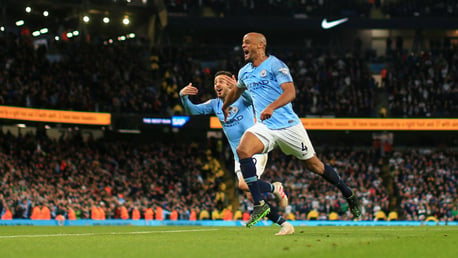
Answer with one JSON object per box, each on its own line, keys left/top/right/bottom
{"left": 55, "top": 36, "right": 60, "bottom": 41}
{"left": 1, "top": 26, "right": 4, "bottom": 32}
{"left": 73, "top": 30, "right": 79, "bottom": 36}
{"left": 118, "top": 35, "right": 126, "bottom": 41}
{"left": 43, "top": 11, "right": 49, "bottom": 17}
{"left": 122, "top": 16, "right": 130, "bottom": 25}
{"left": 25, "top": 7, "right": 32, "bottom": 13}
{"left": 83, "top": 16, "right": 90, "bottom": 23}
{"left": 40, "top": 28, "right": 48, "bottom": 34}
{"left": 16, "top": 20, "right": 25, "bottom": 26}
{"left": 32, "top": 31, "right": 41, "bottom": 37}
{"left": 103, "top": 17, "right": 110, "bottom": 24}
{"left": 128, "top": 33, "right": 135, "bottom": 38}
{"left": 66, "top": 32, "right": 73, "bottom": 38}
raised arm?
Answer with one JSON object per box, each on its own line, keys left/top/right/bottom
{"left": 179, "top": 83, "right": 214, "bottom": 115}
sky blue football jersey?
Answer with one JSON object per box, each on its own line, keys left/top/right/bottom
{"left": 237, "top": 55, "right": 301, "bottom": 129}
{"left": 181, "top": 93, "right": 255, "bottom": 160}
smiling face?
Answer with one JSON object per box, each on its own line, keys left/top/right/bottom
{"left": 214, "top": 74, "right": 232, "bottom": 99}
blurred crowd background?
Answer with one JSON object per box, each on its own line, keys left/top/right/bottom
{"left": 0, "top": 130, "right": 456, "bottom": 222}
{"left": 0, "top": 0, "right": 457, "bottom": 222}
{"left": 1, "top": 34, "right": 456, "bottom": 118}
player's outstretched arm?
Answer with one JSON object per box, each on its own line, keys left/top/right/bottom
{"left": 179, "top": 83, "right": 213, "bottom": 115}
{"left": 179, "top": 83, "right": 199, "bottom": 96}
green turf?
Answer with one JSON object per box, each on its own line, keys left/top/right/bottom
{"left": 0, "top": 226, "right": 456, "bottom": 258}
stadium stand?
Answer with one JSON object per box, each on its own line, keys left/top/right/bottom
{"left": 0, "top": 131, "right": 456, "bottom": 222}
{"left": 0, "top": 1, "right": 457, "bottom": 224}
{"left": 1, "top": 36, "right": 456, "bottom": 118}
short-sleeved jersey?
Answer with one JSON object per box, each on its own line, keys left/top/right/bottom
{"left": 180, "top": 93, "right": 255, "bottom": 160}
{"left": 237, "top": 55, "right": 301, "bottom": 129}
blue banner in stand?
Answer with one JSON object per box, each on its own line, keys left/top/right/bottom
{"left": 0, "top": 220, "right": 456, "bottom": 226}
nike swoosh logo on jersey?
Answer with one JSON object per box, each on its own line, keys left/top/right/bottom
{"left": 321, "top": 18, "right": 348, "bottom": 29}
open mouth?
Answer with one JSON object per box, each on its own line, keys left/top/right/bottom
{"left": 243, "top": 49, "right": 249, "bottom": 58}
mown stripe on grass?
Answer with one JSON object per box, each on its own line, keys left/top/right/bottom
{"left": 0, "top": 228, "right": 219, "bottom": 239}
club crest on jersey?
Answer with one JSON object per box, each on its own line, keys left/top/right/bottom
{"left": 228, "top": 106, "right": 239, "bottom": 117}
{"left": 279, "top": 67, "right": 290, "bottom": 75}
{"left": 260, "top": 69, "right": 267, "bottom": 77}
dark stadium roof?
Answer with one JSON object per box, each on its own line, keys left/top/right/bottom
{"left": 3, "top": 0, "right": 162, "bottom": 37}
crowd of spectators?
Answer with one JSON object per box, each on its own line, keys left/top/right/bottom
{"left": 0, "top": 130, "right": 227, "bottom": 221}
{"left": 1, "top": 4, "right": 457, "bottom": 222}
{"left": 165, "top": 0, "right": 458, "bottom": 18}
{"left": 260, "top": 144, "right": 456, "bottom": 222}
{"left": 283, "top": 50, "right": 375, "bottom": 117}
{"left": 384, "top": 48, "right": 458, "bottom": 117}
{"left": 165, "top": 0, "right": 371, "bottom": 18}
{"left": 381, "top": 0, "right": 458, "bottom": 17}
{"left": 1, "top": 131, "right": 456, "bottom": 222}
{"left": 0, "top": 36, "right": 169, "bottom": 115}
{"left": 2, "top": 31, "right": 456, "bottom": 118}
{"left": 0, "top": 34, "right": 228, "bottom": 116}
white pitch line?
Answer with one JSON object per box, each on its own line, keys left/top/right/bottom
{"left": 0, "top": 228, "right": 219, "bottom": 239}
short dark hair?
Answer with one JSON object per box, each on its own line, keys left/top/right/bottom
{"left": 215, "top": 70, "right": 233, "bottom": 77}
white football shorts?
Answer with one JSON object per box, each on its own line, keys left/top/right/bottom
{"left": 246, "top": 122, "right": 316, "bottom": 160}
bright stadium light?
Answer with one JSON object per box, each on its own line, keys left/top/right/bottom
{"left": 103, "top": 17, "right": 110, "bottom": 23}
{"left": 32, "top": 31, "right": 41, "bottom": 37}
{"left": 55, "top": 36, "right": 60, "bottom": 41}
{"left": 43, "top": 10, "right": 49, "bottom": 17}
{"left": 16, "top": 20, "right": 25, "bottom": 26}
{"left": 118, "top": 35, "right": 126, "bottom": 41}
{"left": 40, "top": 28, "right": 48, "bottom": 34}
{"left": 66, "top": 32, "right": 73, "bottom": 38}
{"left": 83, "top": 15, "right": 90, "bottom": 23}
{"left": 25, "top": 7, "right": 32, "bottom": 13}
{"left": 73, "top": 30, "right": 79, "bottom": 36}
{"left": 122, "top": 16, "right": 130, "bottom": 25}
{"left": 1, "top": 26, "right": 4, "bottom": 32}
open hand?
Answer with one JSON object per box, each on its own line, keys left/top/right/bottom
{"left": 179, "top": 83, "right": 199, "bottom": 96}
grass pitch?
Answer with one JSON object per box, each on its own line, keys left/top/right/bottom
{"left": 0, "top": 226, "right": 456, "bottom": 258}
